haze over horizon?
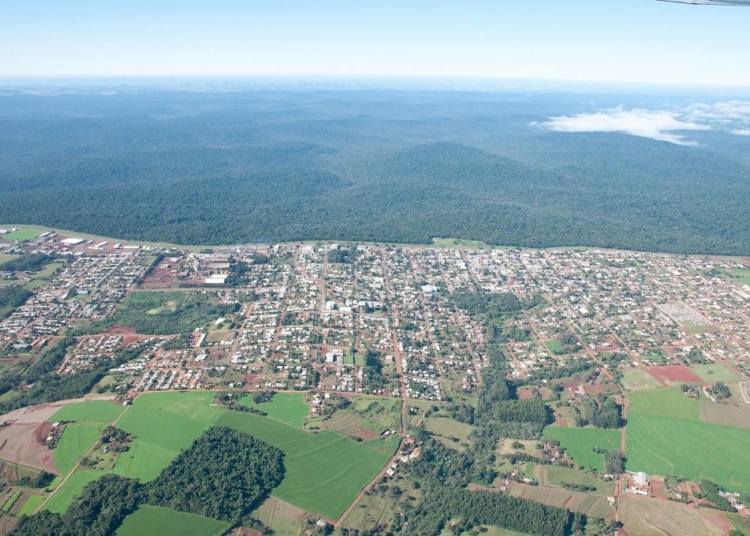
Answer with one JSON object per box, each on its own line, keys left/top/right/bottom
{"left": 2, "top": 0, "right": 750, "bottom": 87}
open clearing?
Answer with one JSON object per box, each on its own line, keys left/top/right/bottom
{"left": 542, "top": 427, "right": 620, "bottom": 471}
{"left": 620, "top": 369, "right": 662, "bottom": 391}
{"left": 50, "top": 400, "right": 125, "bottom": 424}
{"left": 534, "top": 464, "right": 615, "bottom": 496}
{"left": 644, "top": 365, "right": 703, "bottom": 385}
{"left": 240, "top": 392, "right": 309, "bottom": 428}
{"left": 53, "top": 423, "right": 103, "bottom": 475}
{"left": 619, "top": 495, "right": 725, "bottom": 536}
{"left": 691, "top": 363, "right": 744, "bottom": 383}
{"left": 17, "top": 494, "right": 45, "bottom": 517}
{"left": 219, "top": 410, "right": 392, "bottom": 520}
{"left": 254, "top": 496, "right": 309, "bottom": 536}
{"left": 116, "top": 505, "right": 228, "bottom": 536}
{"left": 699, "top": 401, "right": 750, "bottom": 429}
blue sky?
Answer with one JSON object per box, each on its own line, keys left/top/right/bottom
{"left": 1, "top": 0, "right": 749, "bottom": 86}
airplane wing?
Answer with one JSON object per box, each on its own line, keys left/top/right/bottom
{"left": 658, "top": 0, "right": 750, "bottom": 5}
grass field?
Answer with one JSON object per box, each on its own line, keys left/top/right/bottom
{"left": 729, "top": 268, "right": 750, "bottom": 286}
{"left": 1, "top": 228, "right": 43, "bottom": 241}
{"left": 17, "top": 494, "right": 46, "bottom": 517}
{"left": 54, "top": 424, "right": 103, "bottom": 475}
{"left": 43, "top": 470, "right": 103, "bottom": 514}
{"left": 626, "top": 413, "right": 750, "bottom": 493}
{"left": 112, "top": 391, "right": 224, "bottom": 482}
{"left": 219, "top": 410, "right": 392, "bottom": 520}
{"left": 546, "top": 340, "right": 566, "bottom": 355}
{"left": 50, "top": 400, "right": 125, "bottom": 424}
{"left": 535, "top": 464, "right": 615, "bottom": 496}
{"left": 627, "top": 388, "right": 699, "bottom": 421}
{"left": 543, "top": 427, "right": 621, "bottom": 471}
{"left": 240, "top": 392, "right": 309, "bottom": 428}
{"left": 509, "top": 484, "right": 613, "bottom": 519}
{"left": 691, "top": 364, "right": 744, "bottom": 383}
{"left": 116, "top": 505, "right": 228, "bottom": 536}
{"left": 620, "top": 495, "right": 724, "bottom": 536}
{"left": 620, "top": 369, "right": 662, "bottom": 391}
{"left": 699, "top": 401, "right": 750, "bottom": 429}
{"left": 341, "top": 493, "right": 394, "bottom": 533}
{"left": 424, "top": 417, "right": 473, "bottom": 443}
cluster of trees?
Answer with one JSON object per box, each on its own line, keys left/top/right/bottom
{"left": 0, "top": 254, "right": 53, "bottom": 273}
{"left": 401, "top": 440, "right": 582, "bottom": 535}
{"left": 0, "top": 284, "right": 32, "bottom": 319}
{"left": 707, "top": 382, "right": 732, "bottom": 400}
{"left": 327, "top": 249, "right": 352, "bottom": 264}
{"left": 573, "top": 396, "right": 622, "bottom": 429}
{"left": 14, "top": 427, "right": 283, "bottom": 535}
{"left": 604, "top": 451, "right": 624, "bottom": 474}
{"left": 698, "top": 480, "right": 736, "bottom": 512}
{"left": 147, "top": 427, "right": 284, "bottom": 521}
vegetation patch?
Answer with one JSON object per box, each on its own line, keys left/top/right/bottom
{"left": 43, "top": 469, "right": 103, "bottom": 514}
{"left": 116, "top": 505, "right": 228, "bottom": 536}
{"left": 542, "top": 427, "right": 620, "bottom": 471}
{"left": 619, "top": 494, "right": 725, "bottom": 536}
{"left": 218, "top": 410, "right": 392, "bottom": 520}
{"left": 81, "top": 291, "right": 238, "bottom": 336}
{"left": 691, "top": 364, "right": 744, "bottom": 383}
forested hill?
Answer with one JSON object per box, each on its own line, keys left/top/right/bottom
{"left": 0, "top": 89, "right": 749, "bottom": 254}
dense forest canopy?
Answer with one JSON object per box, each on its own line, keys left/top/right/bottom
{"left": 1, "top": 90, "right": 749, "bottom": 254}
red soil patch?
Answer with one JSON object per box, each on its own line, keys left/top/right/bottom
{"left": 0, "top": 422, "right": 58, "bottom": 474}
{"left": 518, "top": 388, "right": 534, "bottom": 400}
{"left": 645, "top": 365, "right": 703, "bottom": 385}
{"left": 581, "top": 384, "right": 608, "bottom": 396}
{"left": 650, "top": 477, "right": 668, "bottom": 500}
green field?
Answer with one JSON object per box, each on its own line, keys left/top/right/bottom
{"left": 620, "top": 369, "right": 662, "bottom": 391}
{"left": 626, "top": 413, "right": 750, "bottom": 493}
{"left": 219, "top": 410, "right": 392, "bottom": 519}
{"left": 17, "top": 494, "right": 46, "bottom": 517}
{"left": 627, "top": 388, "right": 699, "bottom": 421}
{"left": 536, "top": 464, "right": 615, "bottom": 496}
{"left": 112, "top": 392, "right": 224, "bottom": 482}
{"left": 543, "top": 427, "right": 621, "bottom": 471}
{"left": 690, "top": 364, "right": 744, "bottom": 383}
{"left": 729, "top": 268, "right": 750, "bottom": 286}
{"left": 44, "top": 470, "right": 103, "bottom": 514}
{"left": 54, "top": 423, "right": 104, "bottom": 475}
{"left": 50, "top": 400, "right": 125, "bottom": 424}
{"left": 116, "top": 505, "right": 228, "bottom": 536}
{"left": 240, "top": 392, "right": 309, "bottom": 428}
{"left": 1, "top": 228, "right": 43, "bottom": 241}
{"left": 546, "top": 340, "right": 566, "bottom": 355}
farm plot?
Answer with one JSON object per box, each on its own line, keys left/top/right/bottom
{"left": 535, "top": 465, "right": 615, "bottom": 496}
{"left": 627, "top": 388, "right": 699, "bottom": 421}
{"left": 699, "top": 402, "right": 750, "bottom": 429}
{"left": 116, "top": 505, "right": 228, "bottom": 536}
{"left": 43, "top": 469, "right": 103, "bottom": 514}
{"left": 111, "top": 391, "right": 224, "bottom": 482}
{"left": 53, "top": 423, "right": 103, "bottom": 475}
{"left": 509, "top": 484, "right": 613, "bottom": 518}
{"left": 50, "top": 400, "right": 124, "bottom": 424}
{"left": 542, "top": 427, "right": 620, "bottom": 471}
{"left": 239, "top": 392, "right": 309, "bottom": 428}
{"left": 253, "top": 496, "right": 310, "bottom": 535}
{"left": 619, "top": 494, "right": 725, "bottom": 536}
{"left": 218, "top": 410, "right": 392, "bottom": 520}
{"left": 625, "top": 413, "right": 750, "bottom": 493}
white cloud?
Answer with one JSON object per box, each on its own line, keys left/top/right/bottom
{"left": 540, "top": 101, "right": 750, "bottom": 146}
{"left": 540, "top": 108, "right": 709, "bottom": 146}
